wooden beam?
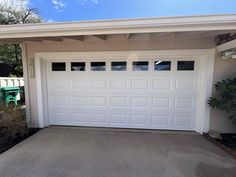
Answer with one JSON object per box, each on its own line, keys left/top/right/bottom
{"left": 40, "top": 37, "right": 63, "bottom": 42}
{"left": 153, "top": 32, "right": 176, "bottom": 40}
{"left": 200, "top": 30, "right": 235, "bottom": 37}
{"left": 0, "top": 39, "right": 21, "bottom": 43}
{"left": 61, "top": 36, "right": 84, "bottom": 41}
{"left": 175, "top": 31, "right": 204, "bottom": 38}
{"left": 93, "top": 35, "right": 106, "bottom": 40}
{"left": 23, "top": 38, "right": 43, "bottom": 42}
{"left": 126, "top": 34, "right": 131, "bottom": 40}
{"left": 153, "top": 32, "right": 170, "bottom": 38}
{"left": 217, "top": 39, "right": 236, "bottom": 52}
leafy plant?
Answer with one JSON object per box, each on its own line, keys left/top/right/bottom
{"left": 208, "top": 78, "right": 236, "bottom": 124}
{"left": 0, "top": 0, "right": 42, "bottom": 77}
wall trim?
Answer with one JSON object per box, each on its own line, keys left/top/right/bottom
{"left": 20, "top": 43, "right": 31, "bottom": 126}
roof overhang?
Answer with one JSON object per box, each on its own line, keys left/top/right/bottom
{"left": 0, "top": 14, "right": 236, "bottom": 42}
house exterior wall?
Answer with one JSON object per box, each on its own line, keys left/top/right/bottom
{"left": 210, "top": 52, "right": 236, "bottom": 133}
{"left": 23, "top": 37, "right": 236, "bottom": 133}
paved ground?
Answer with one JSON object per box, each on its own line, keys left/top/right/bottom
{"left": 0, "top": 127, "right": 235, "bottom": 177}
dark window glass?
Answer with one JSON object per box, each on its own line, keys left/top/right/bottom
{"left": 154, "top": 61, "right": 171, "bottom": 71}
{"left": 71, "top": 62, "right": 85, "bottom": 71}
{"left": 111, "top": 61, "right": 127, "bottom": 71}
{"left": 177, "top": 61, "right": 195, "bottom": 71}
{"left": 132, "top": 61, "right": 149, "bottom": 71}
{"left": 91, "top": 62, "right": 106, "bottom": 71}
{"left": 52, "top": 62, "right": 66, "bottom": 71}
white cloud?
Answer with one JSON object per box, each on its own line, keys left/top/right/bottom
{"left": 47, "top": 18, "right": 54, "bottom": 23}
{"left": 77, "top": 0, "right": 99, "bottom": 5}
{"left": 91, "top": 0, "right": 99, "bottom": 4}
{"left": 52, "top": 0, "right": 66, "bottom": 11}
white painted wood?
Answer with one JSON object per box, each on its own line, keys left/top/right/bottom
{"left": 217, "top": 39, "right": 236, "bottom": 52}
{"left": 46, "top": 59, "right": 199, "bottom": 130}
{"left": 35, "top": 57, "right": 45, "bottom": 128}
{"left": 0, "top": 14, "right": 236, "bottom": 39}
{"left": 20, "top": 43, "right": 31, "bottom": 126}
{"left": 35, "top": 49, "right": 215, "bottom": 133}
{"left": 0, "top": 77, "right": 24, "bottom": 87}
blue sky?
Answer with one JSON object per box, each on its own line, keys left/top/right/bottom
{"left": 30, "top": 0, "right": 236, "bottom": 22}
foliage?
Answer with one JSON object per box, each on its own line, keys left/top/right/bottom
{"left": 0, "top": 103, "right": 26, "bottom": 140}
{"left": 0, "top": 0, "right": 42, "bottom": 77}
{"left": 208, "top": 78, "right": 236, "bottom": 124}
{"left": 0, "top": 44, "right": 22, "bottom": 76}
{"left": 0, "top": 103, "right": 40, "bottom": 154}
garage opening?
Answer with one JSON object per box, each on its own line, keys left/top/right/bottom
{"left": 46, "top": 57, "right": 199, "bottom": 131}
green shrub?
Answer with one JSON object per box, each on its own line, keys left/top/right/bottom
{"left": 208, "top": 78, "right": 236, "bottom": 124}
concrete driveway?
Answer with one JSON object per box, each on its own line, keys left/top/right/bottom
{"left": 0, "top": 127, "right": 235, "bottom": 177}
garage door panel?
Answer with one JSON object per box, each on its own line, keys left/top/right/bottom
{"left": 52, "top": 113, "right": 69, "bottom": 122}
{"left": 90, "top": 96, "right": 107, "bottom": 106}
{"left": 130, "top": 114, "right": 149, "bottom": 126}
{"left": 70, "top": 112, "right": 88, "bottom": 123}
{"left": 151, "top": 115, "right": 170, "bottom": 127}
{"left": 50, "top": 79, "right": 68, "bottom": 89}
{"left": 175, "top": 79, "right": 196, "bottom": 90}
{"left": 110, "top": 80, "right": 128, "bottom": 89}
{"left": 110, "top": 113, "right": 129, "bottom": 125}
{"left": 110, "top": 96, "right": 127, "bottom": 107}
{"left": 71, "top": 96, "right": 88, "bottom": 105}
{"left": 52, "top": 96, "right": 69, "bottom": 106}
{"left": 89, "top": 80, "right": 107, "bottom": 89}
{"left": 152, "top": 97, "right": 171, "bottom": 109}
{"left": 131, "top": 97, "right": 149, "bottom": 108}
{"left": 89, "top": 113, "right": 108, "bottom": 125}
{"left": 173, "top": 115, "right": 193, "bottom": 127}
{"left": 70, "top": 80, "right": 87, "bottom": 89}
{"left": 174, "top": 98, "right": 194, "bottom": 109}
{"left": 51, "top": 106, "right": 69, "bottom": 114}
{"left": 153, "top": 79, "right": 171, "bottom": 90}
{"left": 131, "top": 79, "right": 149, "bottom": 89}
{"left": 47, "top": 58, "right": 199, "bottom": 131}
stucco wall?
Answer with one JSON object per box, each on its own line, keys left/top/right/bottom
{"left": 23, "top": 37, "right": 236, "bottom": 133}
{"left": 210, "top": 52, "right": 236, "bottom": 133}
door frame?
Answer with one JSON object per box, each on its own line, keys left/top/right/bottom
{"left": 35, "top": 49, "right": 215, "bottom": 133}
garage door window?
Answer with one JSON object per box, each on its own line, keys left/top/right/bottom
{"left": 133, "top": 61, "right": 149, "bottom": 71}
{"left": 91, "top": 62, "right": 106, "bottom": 71}
{"left": 111, "top": 61, "right": 127, "bottom": 71}
{"left": 154, "top": 61, "right": 171, "bottom": 71}
{"left": 71, "top": 62, "right": 85, "bottom": 71}
{"left": 52, "top": 62, "right": 66, "bottom": 71}
{"left": 177, "top": 61, "right": 195, "bottom": 71}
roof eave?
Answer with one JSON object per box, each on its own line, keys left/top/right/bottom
{"left": 0, "top": 14, "right": 236, "bottom": 39}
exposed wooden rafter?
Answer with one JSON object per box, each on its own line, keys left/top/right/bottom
{"left": 217, "top": 39, "right": 236, "bottom": 52}
{"left": 41, "top": 37, "right": 63, "bottom": 42}
{"left": 126, "top": 34, "right": 131, "bottom": 40}
{"left": 93, "top": 35, "right": 106, "bottom": 40}
{"left": 23, "top": 38, "right": 43, "bottom": 42}
{"left": 61, "top": 36, "right": 84, "bottom": 41}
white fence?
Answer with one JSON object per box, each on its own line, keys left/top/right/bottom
{"left": 0, "top": 77, "right": 24, "bottom": 101}
{"left": 0, "top": 77, "right": 24, "bottom": 87}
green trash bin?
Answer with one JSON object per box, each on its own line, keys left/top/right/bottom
{"left": 0, "top": 86, "right": 20, "bottom": 106}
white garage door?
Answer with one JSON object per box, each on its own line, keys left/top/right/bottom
{"left": 46, "top": 58, "right": 199, "bottom": 130}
